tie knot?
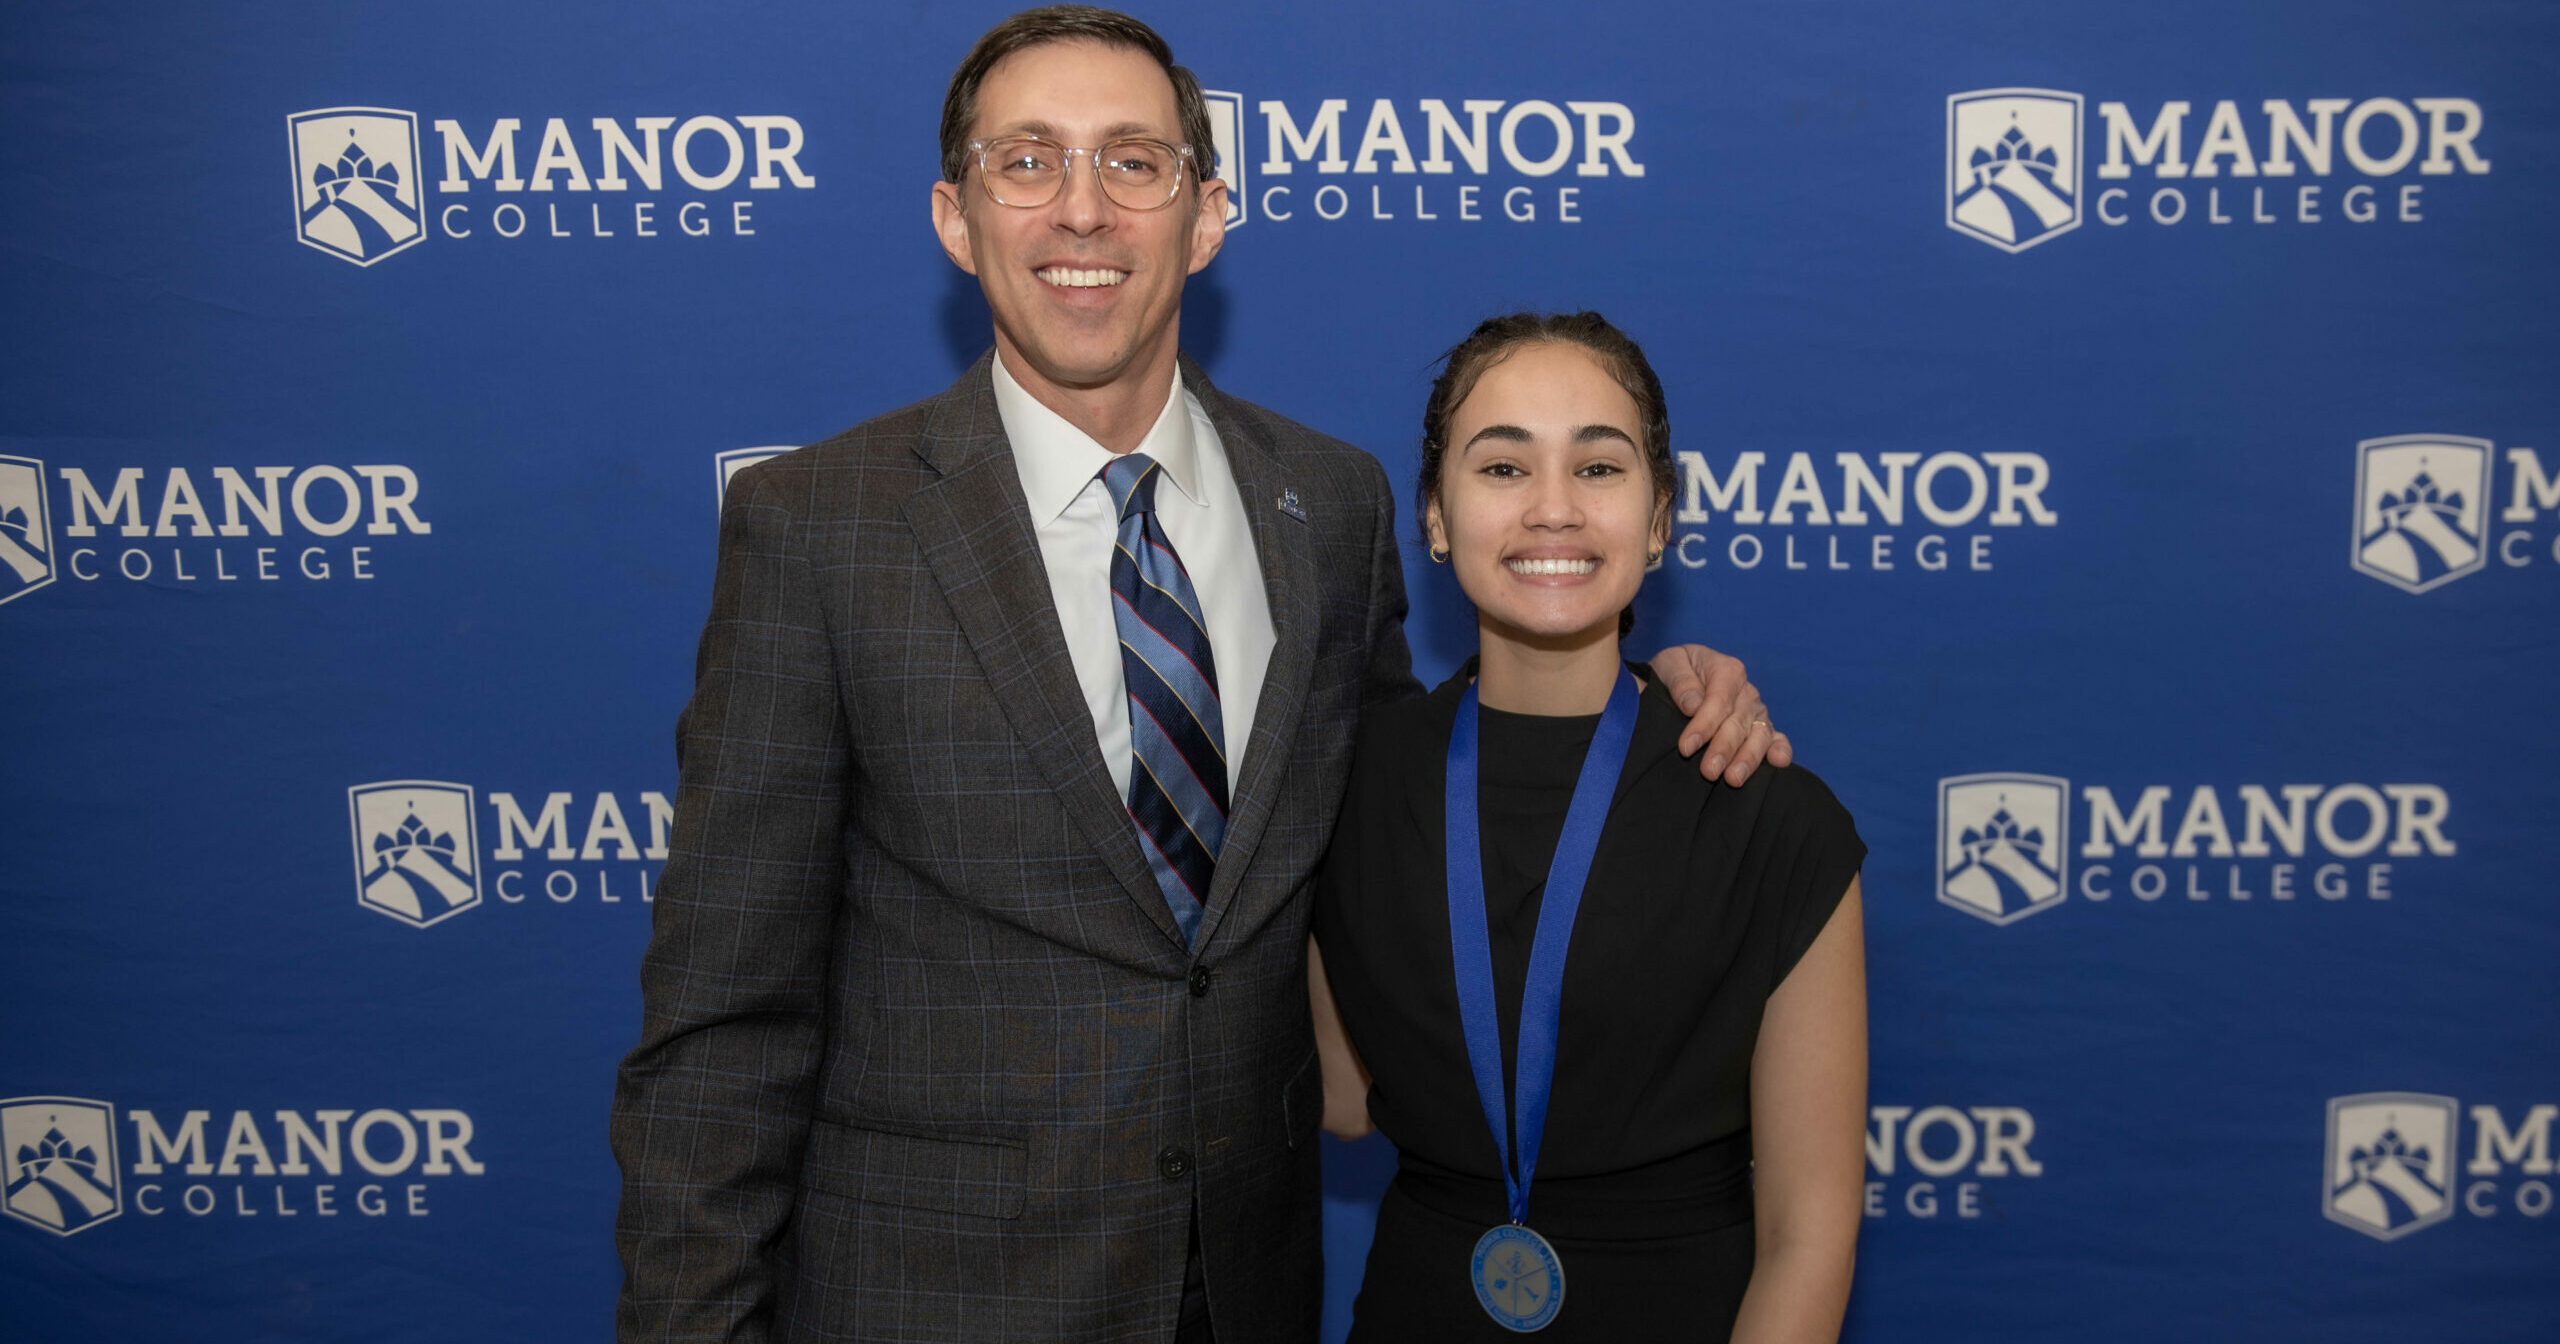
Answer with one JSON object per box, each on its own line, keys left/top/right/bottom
{"left": 1101, "top": 452, "right": 1162, "bottom": 522}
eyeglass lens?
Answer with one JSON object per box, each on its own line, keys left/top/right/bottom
{"left": 981, "top": 137, "right": 1182, "bottom": 208}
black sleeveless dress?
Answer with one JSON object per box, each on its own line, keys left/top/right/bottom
{"left": 1311, "top": 665, "right": 1863, "bottom": 1342}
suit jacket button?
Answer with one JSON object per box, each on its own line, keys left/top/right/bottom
{"left": 1188, "top": 966, "right": 1214, "bottom": 997}
{"left": 1158, "top": 1146, "right": 1192, "bottom": 1180}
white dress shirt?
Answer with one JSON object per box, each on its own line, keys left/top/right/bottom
{"left": 993, "top": 351, "right": 1275, "bottom": 801}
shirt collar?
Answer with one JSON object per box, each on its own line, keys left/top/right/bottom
{"left": 993, "top": 349, "right": 1206, "bottom": 526}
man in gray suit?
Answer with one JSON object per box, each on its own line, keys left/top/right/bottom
{"left": 611, "top": 8, "right": 1786, "bottom": 1342}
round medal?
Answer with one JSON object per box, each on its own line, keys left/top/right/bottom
{"left": 1470, "top": 1223, "right": 1565, "bottom": 1332}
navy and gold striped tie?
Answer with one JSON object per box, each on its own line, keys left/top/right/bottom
{"left": 1102, "top": 452, "right": 1226, "bottom": 943}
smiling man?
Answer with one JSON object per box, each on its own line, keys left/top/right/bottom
{"left": 609, "top": 9, "right": 1785, "bottom": 1344}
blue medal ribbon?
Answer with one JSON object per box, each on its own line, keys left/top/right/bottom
{"left": 1445, "top": 671, "right": 1642, "bottom": 1228}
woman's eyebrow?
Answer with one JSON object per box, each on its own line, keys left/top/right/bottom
{"left": 1573, "top": 424, "right": 1638, "bottom": 446}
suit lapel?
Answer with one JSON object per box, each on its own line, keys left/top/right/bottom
{"left": 899, "top": 354, "right": 1182, "bottom": 948}
{"left": 1187, "top": 358, "right": 1320, "bottom": 950}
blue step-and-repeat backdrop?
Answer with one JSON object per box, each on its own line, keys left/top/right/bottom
{"left": 4, "top": 1, "right": 2553, "bottom": 1339}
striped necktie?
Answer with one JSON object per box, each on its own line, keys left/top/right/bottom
{"left": 1102, "top": 452, "right": 1227, "bottom": 943}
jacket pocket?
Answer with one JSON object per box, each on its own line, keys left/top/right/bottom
{"left": 801, "top": 1118, "right": 1027, "bottom": 1219}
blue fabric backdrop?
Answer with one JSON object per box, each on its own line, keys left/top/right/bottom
{"left": 3, "top": 1, "right": 2553, "bottom": 1339}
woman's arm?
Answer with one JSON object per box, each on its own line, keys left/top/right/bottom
{"left": 1308, "top": 937, "right": 1376, "bottom": 1140}
{"left": 1730, "top": 878, "right": 1867, "bottom": 1344}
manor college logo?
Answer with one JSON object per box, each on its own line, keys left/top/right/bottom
{"left": 1204, "top": 92, "right": 1247, "bottom": 228}
{"left": 1947, "top": 90, "right": 2083, "bottom": 253}
{"left": 288, "top": 107, "right": 814, "bottom": 265}
{"left": 1937, "top": 772, "right": 2452, "bottom": 924}
{"left": 1938, "top": 774, "right": 2068, "bottom": 924}
{"left": 2354, "top": 434, "right": 2488, "bottom": 594}
{"left": 1948, "top": 89, "right": 2491, "bottom": 250}
{"left": 1201, "top": 87, "right": 1640, "bottom": 226}
{"left": 2326, "top": 1092, "right": 2454, "bottom": 1241}
{"left": 2, "top": 1098, "right": 120, "bottom": 1236}
{"left": 2354, "top": 435, "right": 2560, "bottom": 585}
{"left": 289, "top": 109, "right": 425, "bottom": 266}
{"left": 349, "top": 782, "right": 483, "bottom": 928}
{"left": 4, "top": 1094, "right": 486, "bottom": 1232}
{"left": 0, "top": 455, "right": 56, "bottom": 606}
{"left": 2323, "top": 1093, "right": 2557, "bottom": 1240}
{"left": 348, "top": 780, "right": 671, "bottom": 924}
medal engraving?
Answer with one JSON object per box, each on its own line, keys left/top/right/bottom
{"left": 1471, "top": 1224, "right": 1565, "bottom": 1332}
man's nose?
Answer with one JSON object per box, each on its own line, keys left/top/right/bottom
{"left": 1050, "top": 155, "right": 1114, "bottom": 233}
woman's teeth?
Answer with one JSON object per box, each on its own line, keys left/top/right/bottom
{"left": 1507, "top": 558, "right": 1596, "bottom": 576}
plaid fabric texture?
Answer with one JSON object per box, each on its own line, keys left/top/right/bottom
{"left": 611, "top": 352, "right": 1418, "bottom": 1344}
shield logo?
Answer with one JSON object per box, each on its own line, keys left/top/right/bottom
{"left": 714, "top": 447, "right": 798, "bottom": 510}
{"left": 288, "top": 107, "right": 426, "bottom": 267}
{"left": 349, "top": 781, "right": 482, "bottom": 927}
{"left": 1202, "top": 90, "right": 1248, "bottom": 228}
{"left": 1938, "top": 774, "right": 2070, "bottom": 925}
{"left": 2326, "top": 1092, "right": 2457, "bottom": 1241}
{"left": 1948, "top": 89, "right": 2084, "bottom": 254}
{"left": 0, "top": 455, "right": 55, "bottom": 608}
{"left": 2353, "top": 435, "right": 2490, "bottom": 595}
{"left": 1, "top": 1097, "right": 121, "bottom": 1237}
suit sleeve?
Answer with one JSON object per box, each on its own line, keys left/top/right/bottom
{"left": 1356, "top": 454, "right": 1422, "bottom": 709}
{"left": 612, "top": 461, "right": 850, "bottom": 1342}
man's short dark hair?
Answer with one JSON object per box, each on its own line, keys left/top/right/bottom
{"left": 939, "top": 5, "right": 1217, "bottom": 195}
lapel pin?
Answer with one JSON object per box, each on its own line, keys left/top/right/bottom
{"left": 1276, "top": 487, "right": 1308, "bottom": 523}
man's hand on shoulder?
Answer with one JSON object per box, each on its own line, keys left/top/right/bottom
{"left": 1647, "top": 644, "right": 1793, "bottom": 786}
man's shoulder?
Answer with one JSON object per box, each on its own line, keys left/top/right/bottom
{"left": 1203, "top": 383, "right": 1389, "bottom": 492}
{"left": 801, "top": 389, "right": 947, "bottom": 470}
{"left": 823, "top": 370, "right": 979, "bottom": 443}
{"left": 725, "top": 388, "right": 952, "bottom": 513}
{"left": 1206, "top": 385, "right": 1354, "bottom": 453}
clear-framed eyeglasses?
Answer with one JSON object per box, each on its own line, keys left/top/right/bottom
{"left": 968, "top": 134, "right": 1195, "bottom": 211}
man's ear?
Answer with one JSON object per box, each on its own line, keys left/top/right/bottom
{"left": 930, "top": 179, "right": 978, "bottom": 275}
{"left": 1186, "top": 177, "right": 1228, "bottom": 275}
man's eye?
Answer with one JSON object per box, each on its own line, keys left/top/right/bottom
{"left": 1104, "top": 145, "right": 1173, "bottom": 177}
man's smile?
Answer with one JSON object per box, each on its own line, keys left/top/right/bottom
{"left": 1036, "top": 265, "right": 1130, "bottom": 288}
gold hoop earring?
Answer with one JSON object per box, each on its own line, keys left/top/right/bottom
{"left": 1429, "top": 544, "right": 1449, "bottom": 564}
{"left": 1646, "top": 547, "right": 1664, "bottom": 563}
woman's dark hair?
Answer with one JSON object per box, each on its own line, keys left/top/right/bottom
{"left": 1417, "top": 310, "right": 1676, "bottom": 637}
{"left": 939, "top": 6, "right": 1217, "bottom": 192}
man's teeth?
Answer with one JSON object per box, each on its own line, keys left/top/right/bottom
{"left": 1039, "top": 267, "right": 1128, "bottom": 288}
{"left": 1508, "top": 558, "right": 1596, "bottom": 576}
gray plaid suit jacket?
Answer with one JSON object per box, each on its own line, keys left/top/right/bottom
{"left": 612, "top": 351, "right": 1419, "bottom": 1343}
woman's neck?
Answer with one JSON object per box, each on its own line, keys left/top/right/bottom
{"left": 1474, "top": 619, "right": 1623, "bottom": 716}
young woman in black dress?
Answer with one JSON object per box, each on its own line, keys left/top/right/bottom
{"left": 1308, "top": 312, "right": 1867, "bottom": 1342}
